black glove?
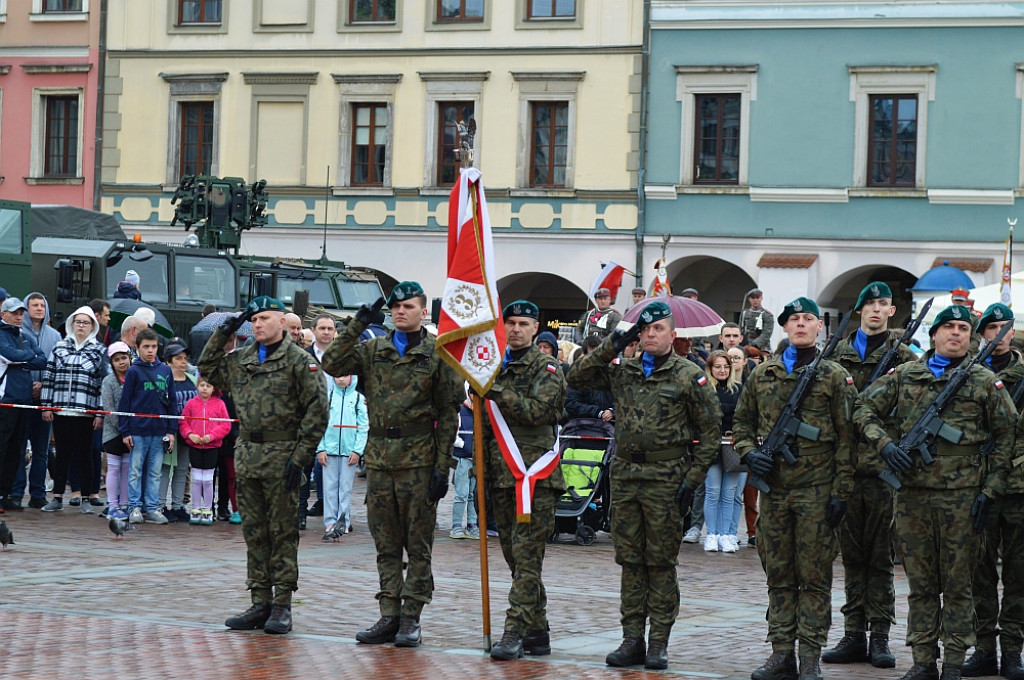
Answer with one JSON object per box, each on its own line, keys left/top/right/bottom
{"left": 744, "top": 448, "right": 774, "bottom": 476}
{"left": 610, "top": 325, "right": 642, "bottom": 353}
{"left": 880, "top": 442, "right": 913, "bottom": 472}
{"left": 284, "top": 459, "right": 304, "bottom": 491}
{"left": 825, "top": 497, "right": 847, "bottom": 529}
{"left": 219, "top": 299, "right": 259, "bottom": 334}
{"left": 971, "top": 492, "right": 992, "bottom": 534}
{"left": 426, "top": 469, "right": 449, "bottom": 503}
{"left": 356, "top": 297, "right": 387, "bottom": 326}
{"left": 675, "top": 483, "right": 694, "bottom": 518}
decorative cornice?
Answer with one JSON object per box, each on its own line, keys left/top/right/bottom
{"left": 160, "top": 72, "right": 229, "bottom": 83}
{"left": 757, "top": 253, "right": 819, "bottom": 269}
{"left": 749, "top": 187, "right": 849, "bottom": 203}
{"left": 510, "top": 71, "right": 585, "bottom": 82}
{"left": 848, "top": 64, "right": 937, "bottom": 75}
{"left": 927, "top": 188, "right": 1015, "bottom": 205}
{"left": 331, "top": 73, "right": 402, "bottom": 84}
{"left": 242, "top": 72, "right": 318, "bottom": 85}
{"left": 22, "top": 63, "right": 92, "bottom": 74}
{"left": 417, "top": 71, "right": 490, "bottom": 82}
{"left": 110, "top": 46, "right": 640, "bottom": 59}
{"left": 675, "top": 65, "right": 758, "bottom": 74}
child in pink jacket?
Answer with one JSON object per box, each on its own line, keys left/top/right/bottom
{"left": 180, "top": 376, "right": 231, "bottom": 525}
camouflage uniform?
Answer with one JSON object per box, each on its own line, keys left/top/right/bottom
{"left": 973, "top": 352, "right": 1024, "bottom": 657}
{"left": 575, "top": 307, "right": 623, "bottom": 343}
{"left": 740, "top": 307, "right": 776, "bottom": 352}
{"left": 831, "top": 330, "right": 917, "bottom": 639}
{"left": 732, "top": 356, "right": 857, "bottom": 657}
{"left": 483, "top": 345, "right": 567, "bottom": 636}
{"left": 320, "top": 318, "right": 462, "bottom": 617}
{"left": 199, "top": 329, "right": 327, "bottom": 606}
{"left": 854, "top": 354, "right": 1015, "bottom": 665}
{"left": 568, "top": 338, "right": 721, "bottom": 643}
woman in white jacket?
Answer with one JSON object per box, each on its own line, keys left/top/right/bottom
{"left": 316, "top": 374, "right": 368, "bottom": 540}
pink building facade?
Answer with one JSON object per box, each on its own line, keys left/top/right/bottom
{"left": 0, "top": 0, "right": 100, "bottom": 207}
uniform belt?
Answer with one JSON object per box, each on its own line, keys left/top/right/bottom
{"left": 240, "top": 429, "right": 297, "bottom": 444}
{"left": 616, "top": 446, "right": 688, "bottom": 464}
{"left": 508, "top": 424, "right": 554, "bottom": 438}
{"left": 368, "top": 421, "right": 434, "bottom": 438}
{"left": 935, "top": 441, "right": 980, "bottom": 457}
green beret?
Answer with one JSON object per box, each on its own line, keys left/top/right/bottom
{"left": 977, "top": 302, "right": 1013, "bottom": 331}
{"left": 503, "top": 299, "right": 539, "bottom": 319}
{"left": 247, "top": 295, "right": 287, "bottom": 313}
{"left": 778, "top": 297, "right": 821, "bottom": 325}
{"left": 854, "top": 281, "right": 893, "bottom": 312}
{"left": 929, "top": 304, "right": 975, "bottom": 336}
{"left": 637, "top": 300, "right": 672, "bottom": 328}
{"left": 386, "top": 281, "right": 425, "bottom": 306}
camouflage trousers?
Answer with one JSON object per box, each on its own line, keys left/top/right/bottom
{"left": 366, "top": 466, "right": 437, "bottom": 617}
{"left": 491, "top": 486, "right": 558, "bottom": 634}
{"left": 972, "top": 492, "right": 1024, "bottom": 653}
{"left": 837, "top": 475, "right": 896, "bottom": 634}
{"left": 894, "top": 487, "right": 981, "bottom": 665}
{"left": 609, "top": 470, "right": 686, "bottom": 641}
{"left": 236, "top": 474, "right": 302, "bottom": 606}
{"left": 756, "top": 484, "right": 837, "bottom": 656}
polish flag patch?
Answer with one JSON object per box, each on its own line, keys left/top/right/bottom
{"left": 845, "top": 376, "right": 855, "bottom": 385}
{"left": 995, "top": 379, "right": 1005, "bottom": 390}
{"left": 309, "top": 364, "right": 319, "bottom": 372}
{"left": 696, "top": 375, "right": 708, "bottom": 386}
{"left": 545, "top": 364, "right": 558, "bottom": 374}
{"left": 887, "top": 367, "right": 896, "bottom": 375}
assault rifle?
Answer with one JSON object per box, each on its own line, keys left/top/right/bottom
{"left": 879, "top": 320, "right": 1014, "bottom": 490}
{"left": 748, "top": 311, "right": 852, "bottom": 494}
{"left": 864, "top": 297, "right": 933, "bottom": 388}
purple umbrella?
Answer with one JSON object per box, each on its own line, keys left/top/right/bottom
{"left": 190, "top": 311, "right": 254, "bottom": 339}
{"left": 621, "top": 296, "right": 725, "bottom": 338}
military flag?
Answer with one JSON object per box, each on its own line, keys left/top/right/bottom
{"left": 1000, "top": 223, "right": 1013, "bottom": 307}
{"left": 652, "top": 257, "right": 672, "bottom": 297}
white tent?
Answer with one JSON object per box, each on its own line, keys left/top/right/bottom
{"left": 924, "top": 273, "right": 1024, "bottom": 330}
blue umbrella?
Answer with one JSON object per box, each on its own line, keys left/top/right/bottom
{"left": 189, "top": 311, "right": 254, "bottom": 339}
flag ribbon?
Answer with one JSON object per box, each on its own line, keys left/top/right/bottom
{"left": 484, "top": 400, "right": 560, "bottom": 522}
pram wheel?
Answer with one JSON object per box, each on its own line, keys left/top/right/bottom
{"left": 575, "top": 525, "right": 596, "bottom": 546}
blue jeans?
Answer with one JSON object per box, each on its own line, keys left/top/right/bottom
{"left": 128, "top": 435, "right": 165, "bottom": 513}
{"left": 13, "top": 411, "right": 51, "bottom": 501}
{"left": 703, "top": 463, "right": 743, "bottom": 535}
{"left": 451, "top": 457, "right": 478, "bottom": 528}
{"left": 733, "top": 472, "right": 748, "bottom": 534}
{"left": 322, "top": 454, "right": 358, "bottom": 529}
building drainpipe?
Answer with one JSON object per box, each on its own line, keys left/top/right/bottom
{"left": 635, "top": 0, "right": 651, "bottom": 287}
{"left": 92, "top": 0, "right": 107, "bottom": 211}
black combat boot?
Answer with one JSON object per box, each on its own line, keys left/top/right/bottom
{"left": 645, "top": 640, "right": 669, "bottom": 670}
{"left": 523, "top": 629, "right": 551, "bottom": 656}
{"left": 870, "top": 633, "right": 897, "bottom": 668}
{"left": 822, "top": 632, "right": 868, "bottom": 664}
{"left": 606, "top": 636, "right": 646, "bottom": 667}
{"left": 490, "top": 630, "right": 524, "bottom": 660}
{"left": 799, "top": 656, "right": 823, "bottom": 680}
{"left": 942, "top": 664, "right": 964, "bottom": 680}
{"left": 355, "top": 616, "right": 400, "bottom": 644}
{"left": 900, "top": 662, "right": 941, "bottom": 680}
{"left": 752, "top": 650, "right": 799, "bottom": 680}
{"left": 394, "top": 615, "right": 421, "bottom": 648}
{"left": 962, "top": 650, "right": 999, "bottom": 677}
{"left": 263, "top": 605, "right": 292, "bottom": 634}
{"left": 1002, "top": 653, "right": 1024, "bottom": 680}
{"left": 224, "top": 603, "right": 272, "bottom": 630}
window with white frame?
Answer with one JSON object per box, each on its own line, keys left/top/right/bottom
{"left": 675, "top": 65, "right": 757, "bottom": 187}
{"left": 512, "top": 71, "right": 583, "bottom": 190}
{"left": 161, "top": 72, "right": 225, "bottom": 184}
{"left": 31, "top": 88, "right": 85, "bottom": 179}
{"left": 419, "top": 71, "right": 487, "bottom": 188}
{"left": 333, "top": 74, "right": 401, "bottom": 189}
{"left": 30, "top": 0, "right": 87, "bottom": 20}
{"left": 849, "top": 65, "right": 935, "bottom": 189}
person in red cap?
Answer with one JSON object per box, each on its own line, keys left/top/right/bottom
{"left": 576, "top": 288, "right": 622, "bottom": 343}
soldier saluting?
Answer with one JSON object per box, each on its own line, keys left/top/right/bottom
{"left": 854, "top": 304, "right": 1016, "bottom": 680}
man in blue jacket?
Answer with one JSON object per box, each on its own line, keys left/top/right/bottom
{"left": 0, "top": 298, "right": 48, "bottom": 512}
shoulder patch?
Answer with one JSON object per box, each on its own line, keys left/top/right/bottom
{"left": 887, "top": 367, "right": 896, "bottom": 375}
{"left": 612, "top": 357, "right": 621, "bottom": 365}
{"left": 995, "top": 379, "right": 1005, "bottom": 389}
{"left": 545, "top": 364, "right": 557, "bottom": 374}
{"left": 696, "top": 375, "right": 708, "bottom": 386}
{"left": 845, "top": 376, "right": 855, "bottom": 385}
{"left": 309, "top": 364, "right": 318, "bottom": 372}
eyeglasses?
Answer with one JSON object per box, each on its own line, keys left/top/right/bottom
{"left": 729, "top": 356, "right": 745, "bottom": 362}
{"left": 73, "top": 320, "right": 93, "bottom": 326}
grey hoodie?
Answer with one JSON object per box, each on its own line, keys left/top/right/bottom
{"left": 22, "top": 292, "right": 62, "bottom": 385}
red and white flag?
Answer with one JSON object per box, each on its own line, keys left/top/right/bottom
{"left": 589, "top": 261, "right": 626, "bottom": 302}
{"left": 436, "top": 167, "right": 506, "bottom": 394}
{"left": 652, "top": 257, "right": 671, "bottom": 297}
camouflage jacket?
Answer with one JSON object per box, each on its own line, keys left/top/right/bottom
{"left": 1008, "top": 415, "right": 1024, "bottom": 495}
{"left": 833, "top": 329, "right": 919, "bottom": 476}
{"left": 198, "top": 329, "right": 328, "bottom": 480}
{"left": 733, "top": 356, "right": 857, "bottom": 499}
{"left": 984, "top": 350, "right": 1024, "bottom": 411}
{"left": 567, "top": 338, "right": 721, "bottom": 487}
{"left": 854, "top": 351, "right": 1015, "bottom": 496}
{"left": 483, "top": 345, "right": 567, "bottom": 490}
{"left": 739, "top": 307, "right": 775, "bottom": 351}
{"left": 320, "top": 319, "right": 462, "bottom": 473}
{"left": 575, "top": 307, "right": 622, "bottom": 342}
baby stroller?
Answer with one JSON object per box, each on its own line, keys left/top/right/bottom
{"left": 554, "top": 417, "right": 615, "bottom": 546}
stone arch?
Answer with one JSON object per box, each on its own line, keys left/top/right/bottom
{"left": 497, "top": 271, "right": 588, "bottom": 339}
{"left": 817, "top": 265, "right": 918, "bottom": 326}
{"left": 666, "top": 255, "right": 758, "bottom": 324}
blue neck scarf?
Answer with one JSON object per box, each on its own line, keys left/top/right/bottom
{"left": 782, "top": 344, "right": 799, "bottom": 374}
{"left": 258, "top": 343, "right": 268, "bottom": 364}
{"left": 502, "top": 347, "right": 514, "bottom": 369}
{"left": 392, "top": 331, "right": 409, "bottom": 358}
{"left": 927, "top": 353, "right": 952, "bottom": 378}
{"left": 853, "top": 328, "right": 869, "bottom": 361}
{"left": 641, "top": 352, "right": 656, "bottom": 378}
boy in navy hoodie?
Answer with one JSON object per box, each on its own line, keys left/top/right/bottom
{"left": 118, "top": 328, "right": 175, "bottom": 524}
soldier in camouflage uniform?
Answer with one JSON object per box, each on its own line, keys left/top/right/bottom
{"left": 825, "top": 282, "right": 916, "bottom": 669}
{"left": 568, "top": 300, "right": 722, "bottom": 670}
{"left": 854, "top": 304, "right": 1015, "bottom": 680}
{"left": 574, "top": 287, "right": 623, "bottom": 343}
{"left": 199, "top": 296, "right": 328, "bottom": 635}
{"left": 320, "top": 281, "right": 462, "bottom": 648}
{"left": 963, "top": 303, "right": 1024, "bottom": 680}
{"left": 481, "top": 300, "right": 567, "bottom": 661}
{"left": 740, "top": 288, "right": 776, "bottom": 352}
{"left": 733, "top": 296, "right": 857, "bottom": 680}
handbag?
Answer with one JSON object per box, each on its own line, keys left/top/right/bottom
{"left": 720, "top": 434, "right": 747, "bottom": 473}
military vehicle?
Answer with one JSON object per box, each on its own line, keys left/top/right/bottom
{"left": 0, "top": 199, "right": 32, "bottom": 295}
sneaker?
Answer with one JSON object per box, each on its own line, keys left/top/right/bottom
{"left": 68, "top": 497, "right": 82, "bottom": 507}
{"left": 173, "top": 507, "right": 190, "bottom": 522}
{"left": 201, "top": 509, "right": 213, "bottom": 526}
{"left": 229, "top": 511, "right": 242, "bottom": 524}
{"left": 721, "top": 535, "right": 739, "bottom": 553}
{"left": 80, "top": 501, "right": 94, "bottom": 514}
{"left": 704, "top": 534, "right": 719, "bottom": 552}
{"left": 128, "top": 507, "right": 144, "bottom": 524}
{"left": 41, "top": 498, "right": 64, "bottom": 512}
{"left": 683, "top": 526, "right": 701, "bottom": 543}
{"left": 99, "top": 506, "right": 110, "bottom": 518}
{"left": 747, "top": 535, "right": 757, "bottom": 547}
{"left": 466, "top": 525, "right": 480, "bottom": 539}
{"left": 162, "top": 507, "right": 178, "bottom": 523}
{"left": 111, "top": 508, "right": 129, "bottom": 520}
{"left": 1, "top": 497, "right": 23, "bottom": 511}
{"left": 217, "top": 509, "right": 231, "bottom": 522}
{"left": 88, "top": 497, "right": 105, "bottom": 506}
{"left": 189, "top": 510, "right": 202, "bottom": 525}
{"left": 143, "top": 510, "right": 169, "bottom": 524}
{"left": 449, "top": 526, "right": 466, "bottom": 539}
{"left": 487, "top": 527, "right": 499, "bottom": 538}
{"left": 28, "top": 497, "right": 47, "bottom": 509}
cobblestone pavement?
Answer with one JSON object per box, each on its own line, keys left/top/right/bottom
{"left": 1, "top": 476, "right": 916, "bottom": 680}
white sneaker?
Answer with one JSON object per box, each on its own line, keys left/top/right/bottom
{"left": 704, "top": 534, "right": 720, "bottom": 552}
{"left": 128, "top": 507, "right": 144, "bottom": 524}
{"left": 682, "top": 526, "right": 701, "bottom": 543}
{"left": 720, "top": 535, "right": 739, "bottom": 553}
